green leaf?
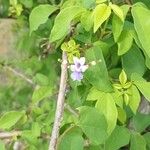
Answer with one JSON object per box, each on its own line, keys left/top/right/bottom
{"left": 144, "top": 51, "right": 150, "bottom": 69}
{"left": 117, "top": 107, "right": 126, "bottom": 124}
{"left": 33, "top": 73, "right": 50, "bottom": 86}
{"left": 124, "top": 82, "right": 132, "bottom": 89}
{"left": 0, "top": 111, "right": 25, "bottom": 130}
{"left": 82, "top": 0, "right": 95, "bottom": 9}
{"left": 32, "top": 86, "right": 52, "bottom": 103}
{"left": 132, "top": 4, "right": 150, "bottom": 58}
{"left": 29, "top": 4, "right": 57, "bottom": 34}
{"left": 122, "top": 45, "right": 146, "bottom": 77}
{"left": 124, "top": 93, "right": 130, "bottom": 105}
{"left": 96, "top": 93, "right": 118, "bottom": 134}
{"left": 117, "top": 30, "right": 133, "bottom": 55}
{"left": 112, "top": 5, "right": 129, "bottom": 42}
{"left": 96, "top": 0, "right": 107, "bottom": 4}
{"left": 22, "top": 130, "right": 38, "bottom": 145}
{"left": 105, "top": 126, "right": 130, "bottom": 150}
{"left": 93, "top": 4, "right": 111, "bottom": 33}
{"left": 67, "top": 87, "right": 82, "bottom": 108}
{"left": 9, "top": 3, "right": 23, "bottom": 17}
{"left": 132, "top": 113, "right": 150, "bottom": 132}
{"left": 31, "top": 122, "right": 41, "bottom": 137}
{"left": 131, "top": 74, "right": 150, "bottom": 102}
{"left": 15, "top": 113, "right": 27, "bottom": 126}
{"left": 119, "top": 70, "right": 127, "bottom": 85}
{"left": 95, "top": 40, "right": 110, "bottom": 58}
{"left": 134, "top": 81, "right": 150, "bottom": 101}
{"left": 130, "top": 133, "right": 146, "bottom": 150}
{"left": 131, "top": 28, "right": 143, "bottom": 49}
{"left": 86, "top": 87, "right": 105, "bottom": 101}
{"left": 61, "top": 39, "right": 80, "bottom": 63}
{"left": 50, "top": 6, "right": 84, "bottom": 42}
{"left": 80, "top": 10, "right": 93, "bottom": 31}
{"left": 112, "top": 89, "right": 123, "bottom": 108}
{"left": 131, "top": 73, "right": 145, "bottom": 82}
{"left": 110, "top": 3, "right": 124, "bottom": 21}
{"left": 10, "top": 0, "right": 17, "bottom": 6}
{"left": 58, "top": 127, "right": 84, "bottom": 150}
{"left": 78, "top": 106, "right": 108, "bottom": 145}
{"left": 129, "top": 85, "right": 140, "bottom": 114}
{"left": 85, "top": 44, "right": 113, "bottom": 92}
{"left": 0, "top": 141, "right": 5, "bottom": 150}
{"left": 143, "top": 132, "right": 150, "bottom": 149}
{"left": 84, "top": 145, "right": 103, "bottom": 150}
{"left": 20, "top": 0, "right": 33, "bottom": 8}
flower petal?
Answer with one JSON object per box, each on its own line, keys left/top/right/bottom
{"left": 79, "top": 57, "right": 85, "bottom": 65}
{"left": 71, "top": 65, "right": 81, "bottom": 72}
{"left": 71, "top": 72, "right": 83, "bottom": 81}
{"left": 81, "top": 65, "right": 88, "bottom": 72}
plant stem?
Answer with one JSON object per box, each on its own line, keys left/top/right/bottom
{"left": 124, "top": 0, "right": 132, "bottom": 5}
{"left": 4, "top": 66, "right": 34, "bottom": 86}
{"left": 59, "top": 0, "right": 64, "bottom": 7}
{"left": 48, "top": 51, "right": 68, "bottom": 150}
{"left": 64, "top": 104, "right": 79, "bottom": 117}
{"left": 100, "top": 18, "right": 109, "bottom": 39}
{"left": 0, "top": 131, "right": 21, "bottom": 139}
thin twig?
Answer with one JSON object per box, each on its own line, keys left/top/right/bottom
{"left": 0, "top": 131, "right": 21, "bottom": 139}
{"left": 84, "top": 140, "right": 90, "bottom": 147}
{"left": 3, "top": 65, "right": 78, "bottom": 118}
{"left": 48, "top": 52, "right": 68, "bottom": 150}
{"left": 124, "top": 0, "right": 132, "bottom": 5}
{"left": 4, "top": 66, "right": 34, "bottom": 86}
{"left": 64, "top": 104, "right": 79, "bottom": 117}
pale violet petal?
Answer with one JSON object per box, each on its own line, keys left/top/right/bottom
{"left": 71, "top": 72, "right": 77, "bottom": 81}
{"left": 77, "top": 72, "right": 83, "bottom": 81}
{"left": 79, "top": 57, "right": 85, "bottom": 65}
{"left": 81, "top": 65, "right": 88, "bottom": 72}
{"left": 71, "top": 65, "right": 81, "bottom": 72}
{"left": 71, "top": 72, "right": 83, "bottom": 81}
{"left": 75, "top": 65, "right": 82, "bottom": 72}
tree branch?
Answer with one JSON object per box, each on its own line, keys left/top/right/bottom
{"left": 0, "top": 131, "right": 21, "bottom": 139}
{"left": 124, "top": 0, "right": 132, "bottom": 5}
{"left": 64, "top": 104, "right": 79, "bottom": 117}
{"left": 48, "top": 52, "right": 68, "bottom": 150}
{"left": 4, "top": 66, "right": 34, "bottom": 86}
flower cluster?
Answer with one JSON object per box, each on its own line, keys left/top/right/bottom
{"left": 70, "top": 57, "right": 88, "bottom": 81}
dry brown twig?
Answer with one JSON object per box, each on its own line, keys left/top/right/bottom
{"left": 0, "top": 131, "right": 21, "bottom": 139}
{"left": 48, "top": 52, "right": 68, "bottom": 150}
{"left": 124, "top": 0, "right": 132, "bottom": 5}
{"left": 4, "top": 66, "right": 34, "bottom": 86}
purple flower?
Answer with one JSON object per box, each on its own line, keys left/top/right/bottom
{"left": 70, "top": 57, "right": 88, "bottom": 81}
{"left": 71, "top": 57, "right": 88, "bottom": 73}
{"left": 71, "top": 71, "right": 83, "bottom": 81}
